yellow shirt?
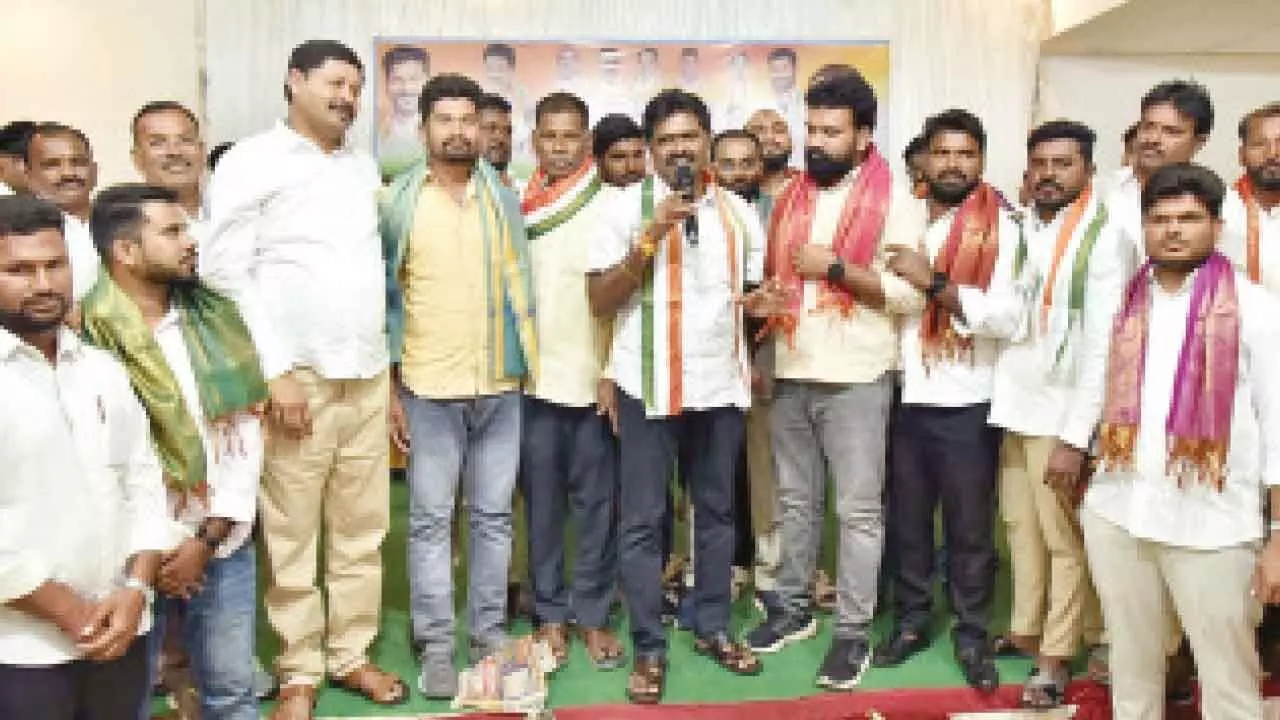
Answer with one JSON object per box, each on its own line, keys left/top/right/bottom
{"left": 401, "top": 179, "right": 519, "bottom": 398}
{"left": 526, "top": 196, "right": 606, "bottom": 407}
{"left": 774, "top": 172, "right": 925, "bottom": 384}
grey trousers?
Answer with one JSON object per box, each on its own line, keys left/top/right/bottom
{"left": 772, "top": 375, "right": 892, "bottom": 639}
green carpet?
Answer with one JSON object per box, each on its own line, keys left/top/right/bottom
{"left": 239, "top": 478, "right": 1033, "bottom": 716}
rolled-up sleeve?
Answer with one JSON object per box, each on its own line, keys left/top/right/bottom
{"left": 200, "top": 149, "right": 292, "bottom": 380}
{"left": 205, "top": 414, "right": 262, "bottom": 526}
{"left": 878, "top": 191, "right": 926, "bottom": 316}
{"left": 588, "top": 185, "right": 639, "bottom": 274}
{"left": 0, "top": 484, "right": 49, "bottom": 604}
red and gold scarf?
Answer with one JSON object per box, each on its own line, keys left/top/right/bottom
{"left": 1236, "top": 175, "right": 1264, "bottom": 284}
{"left": 920, "top": 182, "right": 1002, "bottom": 361}
{"left": 760, "top": 145, "right": 893, "bottom": 342}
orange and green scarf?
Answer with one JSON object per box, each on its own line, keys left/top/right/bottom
{"left": 521, "top": 160, "right": 602, "bottom": 240}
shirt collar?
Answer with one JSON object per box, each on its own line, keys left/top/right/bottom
{"left": 423, "top": 165, "right": 480, "bottom": 200}
{"left": 1150, "top": 265, "right": 1200, "bottom": 298}
{"left": 0, "top": 325, "right": 85, "bottom": 363}
{"left": 272, "top": 119, "right": 352, "bottom": 156}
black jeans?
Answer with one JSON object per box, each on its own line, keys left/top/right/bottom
{"left": 520, "top": 396, "right": 619, "bottom": 629}
{"left": 888, "top": 403, "right": 999, "bottom": 651}
{"left": 0, "top": 635, "right": 149, "bottom": 720}
{"left": 616, "top": 392, "right": 745, "bottom": 657}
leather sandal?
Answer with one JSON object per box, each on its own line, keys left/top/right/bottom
{"left": 270, "top": 682, "right": 316, "bottom": 720}
{"left": 627, "top": 656, "right": 666, "bottom": 704}
{"left": 331, "top": 663, "right": 408, "bottom": 705}
{"left": 581, "top": 626, "right": 627, "bottom": 670}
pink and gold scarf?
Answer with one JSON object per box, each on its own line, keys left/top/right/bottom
{"left": 1098, "top": 252, "right": 1240, "bottom": 491}
{"left": 760, "top": 145, "right": 893, "bottom": 343}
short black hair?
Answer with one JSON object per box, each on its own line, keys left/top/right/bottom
{"left": 712, "top": 129, "right": 761, "bottom": 160}
{"left": 592, "top": 114, "right": 644, "bottom": 159}
{"left": 805, "top": 71, "right": 878, "bottom": 131}
{"left": 383, "top": 45, "right": 428, "bottom": 78}
{"left": 1026, "top": 119, "right": 1096, "bottom": 164}
{"left": 767, "top": 48, "right": 797, "bottom": 66}
{"left": 642, "top": 89, "right": 711, "bottom": 140}
{"left": 208, "top": 141, "right": 235, "bottom": 171}
{"left": 1123, "top": 121, "right": 1139, "bottom": 146}
{"left": 89, "top": 183, "right": 180, "bottom": 259}
{"left": 26, "top": 122, "right": 92, "bottom": 163}
{"left": 418, "top": 73, "right": 483, "bottom": 120}
{"left": 0, "top": 121, "right": 37, "bottom": 159}
{"left": 903, "top": 134, "right": 927, "bottom": 164}
{"left": 1141, "top": 80, "right": 1213, "bottom": 137}
{"left": 131, "top": 101, "right": 199, "bottom": 144}
{"left": 1140, "top": 162, "right": 1225, "bottom": 218}
{"left": 483, "top": 43, "right": 516, "bottom": 66}
{"left": 535, "top": 92, "right": 589, "bottom": 129}
{"left": 1239, "top": 102, "right": 1280, "bottom": 142}
{"left": 476, "top": 93, "right": 512, "bottom": 115}
{"left": 808, "top": 63, "right": 858, "bottom": 90}
{"left": 286, "top": 40, "right": 363, "bottom": 102}
{"left": 922, "top": 109, "right": 986, "bottom": 154}
{"left": 0, "top": 194, "right": 63, "bottom": 239}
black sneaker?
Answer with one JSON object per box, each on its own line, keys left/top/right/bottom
{"left": 872, "top": 628, "right": 930, "bottom": 667}
{"left": 817, "top": 636, "right": 871, "bottom": 690}
{"left": 745, "top": 611, "right": 818, "bottom": 654}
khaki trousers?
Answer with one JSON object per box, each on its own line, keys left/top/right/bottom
{"left": 999, "top": 433, "right": 1101, "bottom": 657}
{"left": 261, "top": 368, "right": 391, "bottom": 683}
{"left": 1081, "top": 507, "right": 1263, "bottom": 720}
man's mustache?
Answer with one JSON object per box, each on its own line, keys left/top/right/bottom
{"left": 54, "top": 177, "right": 85, "bottom": 189}
{"left": 1036, "top": 180, "right": 1064, "bottom": 192}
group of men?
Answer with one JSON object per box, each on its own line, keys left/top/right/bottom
{"left": 2, "top": 35, "right": 1280, "bottom": 720}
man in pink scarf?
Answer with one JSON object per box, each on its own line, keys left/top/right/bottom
{"left": 1081, "top": 163, "right": 1280, "bottom": 719}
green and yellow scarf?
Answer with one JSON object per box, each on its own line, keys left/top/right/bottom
{"left": 80, "top": 276, "right": 268, "bottom": 496}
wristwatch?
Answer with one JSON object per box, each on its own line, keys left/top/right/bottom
{"left": 826, "top": 260, "right": 846, "bottom": 285}
{"left": 194, "top": 524, "right": 222, "bottom": 554}
{"left": 123, "top": 576, "right": 155, "bottom": 605}
{"left": 925, "top": 271, "right": 948, "bottom": 300}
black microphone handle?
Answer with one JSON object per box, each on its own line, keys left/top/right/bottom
{"left": 685, "top": 214, "right": 698, "bottom": 247}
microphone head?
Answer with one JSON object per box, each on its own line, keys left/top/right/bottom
{"left": 673, "top": 163, "right": 695, "bottom": 197}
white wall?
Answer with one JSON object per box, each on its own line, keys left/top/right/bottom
{"left": 0, "top": 0, "right": 203, "bottom": 187}
{"left": 1038, "top": 54, "right": 1280, "bottom": 180}
{"left": 1050, "top": 0, "right": 1130, "bottom": 34}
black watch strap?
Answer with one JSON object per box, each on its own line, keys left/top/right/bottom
{"left": 925, "top": 271, "right": 948, "bottom": 299}
{"left": 826, "top": 260, "right": 846, "bottom": 285}
{"left": 194, "top": 524, "right": 221, "bottom": 552}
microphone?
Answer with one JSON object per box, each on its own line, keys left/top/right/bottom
{"left": 674, "top": 163, "right": 698, "bottom": 247}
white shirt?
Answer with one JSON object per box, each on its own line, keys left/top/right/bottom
{"left": 1106, "top": 172, "right": 1248, "bottom": 277}
{"left": 897, "top": 205, "right": 1024, "bottom": 406}
{"left": 1083, "top": 274, "right": 1280, "bottom": 550}
{"left": 1223, "top": 189, "right": 1280, "bottom": 296}
{"left": 65, "top": 214, "right": 100, "bottom": 300}
{"left": 153, "top": 310, "right": 261, "bottom": 557}
{"left": 0, "top": 180, "right": 13, "bottom": 196}
{"left": 0, "top": 328, "right": 168, "bottom": 665}
{"left": 201, "top": 121, "right": 387, "bottom": 380}
{"left": 589, "top": 176, "right": 765, "bottom": 416}
{"left": 989, "top": 198, "right": 1127, "bottom": 449}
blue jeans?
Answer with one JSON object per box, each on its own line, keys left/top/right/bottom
{"left": 141, "top": 542, "right": 258, "bottom": 720}
{"left": 404, "top": 390, "right": 521, "bottom": 656}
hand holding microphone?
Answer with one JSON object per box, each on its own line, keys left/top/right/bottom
{"left": 673, "top": 162, "right": 698, "bottom": 247}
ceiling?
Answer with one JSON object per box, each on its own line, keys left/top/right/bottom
{"left": 1044, "top": 0, "right": 1280, "bottom": 55}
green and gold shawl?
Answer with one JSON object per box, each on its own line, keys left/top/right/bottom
{"left": 80, "top": 276, "right": 268, "bottom": 495}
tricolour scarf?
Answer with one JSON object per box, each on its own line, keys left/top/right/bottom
{"left": 920, "top": 182, "right": 1003, "bottom": 362}
{"left": 80, "top": 276, "right": 267, "bottom": 497}
{"left": 521, "top": 160, "right": 602, "bottom": 240}
{"left": 1235, "top": 174, "right": 1266, "bottom": 284}
{"left": 760, "top": 146, "right": 892, "bottom": 343}
{"left": 1036, "top": 187, "right": 1110, "bottom": 380}
{"left": 381, "top": 159, "right": 538, "bottom": 383}
{"left": 638, "top": 175, "right": 749, "bottom": 415}
{"left": 1097, "top": 252, "right": 1239, "bottom": 491}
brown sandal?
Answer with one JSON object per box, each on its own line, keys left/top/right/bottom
{"left": 694, "top": 633, "right": 763, "bottom": 675}
{"left": 270, "top": 683, "right": 316, "bottom": 720}
{"left": 627, "top": 656, "right": 666, "bottom": 704}
{"left": 581, "top": 627, "right": 627, "bottom": 670}
{"left": 331, "top": 663, "right": 408, "bottom": 705}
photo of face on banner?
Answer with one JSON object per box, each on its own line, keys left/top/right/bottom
{"left": 373, "top": 38, "right": 890, "bottom": 182}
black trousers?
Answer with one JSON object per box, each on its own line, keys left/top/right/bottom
{"left": 888, "top": 403, "right": 999, "bottom": 651}
{"left": 520, "top": 396, "right": 619, "bottom": 629}
{"left": 0, "top": 635, "right": 149, "bottom": 720}
{"left": 616, "top": 392, "right": 745, "bottom": 657}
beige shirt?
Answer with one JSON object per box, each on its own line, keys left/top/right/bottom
{"left": 774, "top": 171, "right": 925, "bottom": 385}
{"left": 526, "top": 191, "right": 606, "bottom": 407}
{"left": 401, "top": 177, "right": 518, "bottom": 399}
